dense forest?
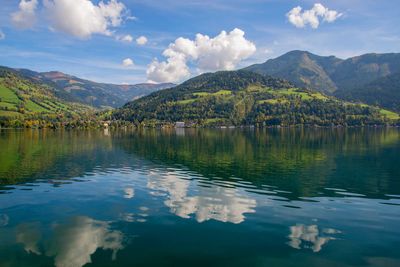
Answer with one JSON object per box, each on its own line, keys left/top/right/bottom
{"left": 112, "top": 70, "right": 399, "bottom": 127}
{"left": 334, "top": 72, "right": 400, "bottom": 112}
{"left": 1, "top": 65, "right": 399, "bottom": 128}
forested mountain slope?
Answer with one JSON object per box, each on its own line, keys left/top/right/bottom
{"left": 0, "top": 69, "right": 95, "bottom": 128}
{"left": 335, "top": 72, "right": 400, "bottom": 112}
{"left": 244, "top": 51, "right": 400, "bottom": 110}
{"left": 112, "top": 70, "right": 399, "bottom": 127}
{"left": 1, "top": 66, "right": 174, "bottom": 108}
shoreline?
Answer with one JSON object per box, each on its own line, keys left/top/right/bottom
{"left": 1, "top": 124, "right": 399, "bottom": 130}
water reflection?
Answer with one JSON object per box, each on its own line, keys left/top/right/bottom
{"left": 120, "top": 128, "right": 400, "bottom": 200}
{"left": 123, "top": 187, "right": 135, "bottom": 199}
{"left": 0, "top": 214, "right": 8, "bottom": 226}
{"left": 1, "top": 128, "right": 400, "bottom": 199}
{"left": 15, "top": 217, "right": 124, "bottom": 267}
{"left": 48, "top": 217, "right": 123, "bottom": 267}
{"left": 287, "top": 224, "right": 341, "bottom": 252}
{"left": 16, "top": 222, "right": 42, "bottom": 255}
{"left": 148, "top": 171, "right": 256, "bottom": 224}
{"left": 120, "top": 207, "right": 149, "bottom": 223}
{"left": 0, "top": 129, "right": 400, "bottom": 266}
{"left": 0, "top": 130, "right": 118, "bottom": 187}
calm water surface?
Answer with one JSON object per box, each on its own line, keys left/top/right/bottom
{"left": 0, "top": 128, "right": 399, "bottom": 267}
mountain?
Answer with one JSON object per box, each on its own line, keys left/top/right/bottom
{"left": 0, "top": 68, "right": 94, "bottom": 128}
{"left": 244, "top": 50, "right": 342, "bottom": 94}
{"left": 335, "top": 72, "right": 400, "bottom": 112}
{"left": 244, "top": 51, "right": 400, "bottom": 98}
{"left": 112, "top": 70, "right": 399, "bottom": 127}
{"left": 331, "top": 53, "right": 400, "bottom": 90}
{"left": 4, "top": 66, "right": 174, "bottom": 108}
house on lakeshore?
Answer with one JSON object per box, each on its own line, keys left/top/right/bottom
{"left": 175, "top": 122, "right": 185, "bottom": 128}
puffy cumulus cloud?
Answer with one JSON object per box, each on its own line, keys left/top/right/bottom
{"left": 43, "top": 0, "right": 127, "bottom": 38}
{"left": 0, "top": 30, "right": 5, "bottom": 40}
{"left": 287, "top": 3, "right": 342, "bottom": 29}
{"left": 147, "top": 28, "right": 256, "bottom": 83}
{"left": 122, "top": 58, "right": 134, "bottom": 67}
{"left": 11, "top": 0, "right": 38, "bottom": 29}
{"left": 147, "top": 54, "right": 191, "bottom": 84}
{"left": 136, "top": 35, "right": 148, "bottom": 45}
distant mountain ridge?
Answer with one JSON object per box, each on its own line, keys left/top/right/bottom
{"left": 335, "top": 72, "right": 400, "bottom": 112}
{"left": 0, "top": 68, "right": 94, "bottom": 127}
{"left": 244, "top": 51, "right": 400, "bottom": 94}
{"left": 113, "top": 70, "right": 399, "bottom": 126}
{"left": 1, "top": 66, "right": 175, "bottom": 108}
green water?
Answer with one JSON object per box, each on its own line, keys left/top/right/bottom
{"left": 0, "top": 128, "right": 399, "bottom": 267}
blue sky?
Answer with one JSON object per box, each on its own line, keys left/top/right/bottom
{"left": 0, "top": 0, "right": 399, "bottom": 84}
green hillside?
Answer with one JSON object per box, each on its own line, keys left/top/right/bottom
{"left": 11, "top": 67, "right": 174, "bottom": 108}
{"left": 335, "top": 72, "right": 400, "bottom": 112}
{"left": 112, "top": 70, "right": 399, "bottom": 127}
{"left": 0, "top": 69, "right": 95, "bottom": 128}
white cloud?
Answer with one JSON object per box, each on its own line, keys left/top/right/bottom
{"left": 11, "top": 0, "right": 38, "bottom": 29}
{"left": 122, "top": 58, "right": 134, "bottom": 67}
{"left": 147, "top": 28, "right": 256, "bottom": 83}
{"left": 287, "top": 3, "right": 342, "bottom": 29}
{"left": 136, "top": 35, "right": 148, "bottom": 45}
{"left": 117, "top": 34, "right": 133, "bottom": 42}
{"left": 0, "top": 30, "right": 5, "bottom": 40}
{"left": 147, "top": 54, "right": 190, "bottom": 84}
{"left": 43, "top": 0, "right": 127, "bottom": 38}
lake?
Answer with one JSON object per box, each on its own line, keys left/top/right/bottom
{"left": 0, "top": 128, "right": 399, "bottom": 267}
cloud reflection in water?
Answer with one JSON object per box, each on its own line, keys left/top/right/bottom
{"left": 16, "top": 216, "right": 124, "bottom": 267}
{"left": 0, "top": 214, "right": 9, "bottom": 227}
{"left": 288, "top": 224, "right": 341, "bottom": 252}
{"left": 123, "top": 187, "right": 135, "bottom": 199}
{"left": 16, "top": 222, "right": 42, "bottom": 255}
{"left": 147, "top": 171, "right": 257, "bottom": 224}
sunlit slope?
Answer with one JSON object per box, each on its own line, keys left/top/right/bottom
{"left": 0, "top": 69, "right": 92, "bottom": 121}
{"left": 112, "top": 70, "right": 399, "bottom": 126}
